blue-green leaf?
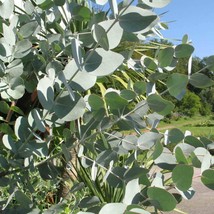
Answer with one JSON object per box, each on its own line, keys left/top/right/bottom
{"left": 158, "top": 47, "right": 174, "bottom": 67}
{"left": 60, "top": 59, "right": 97, "bottom": 91}
{"left": 6, "top": 59, "right": 24, "bottom": 78}
{"left": 98, "top": 20, "right": 124, "bottom": 49}
{"left": 15, "top": 190, "right": 32, "bottom": 209}
{"left": 189, "top": 73, "right": 214, "bottom": 88}
{"left": 96, "top": 150, "right": 117, "bottom": 167}
{"left": 152, "top": 141, "right": 163, "bottom": 160}
{"left": 126, "top": 205, "right": 151, "bottom": 214}
{"left": 2, "top": 135, "right": 17, "bottom": 153}
{"left": 107, "top": 167, "right": 125, "bottom": 188}
{"left": 184, "top": 135, "right": 204, "bottom": 148}
{"left": 154, "top": 148, "right": 176, "bottom": 170}
{"left": 122, "top": 135, "right": 138, "bottom": 151}
{"left": 38, "top": 162, "right": 58, "bottom": 180}
{"left": 19, "top": 21, "right": 39, "bottom": 38}
{"left": 147, "top": 94, "right": 174, "bottom": 116}
{"left": 123, "top": 179, "right": 140, "bottom": 205}
{"left": 37, "top": 76, "right": 54, "bottom": 110}
{"left": 105, "top": 91, "right": 128, "bottom": 111}
{"left": 88, "top": 94, "right": 105, "bottom": 110}
{"left": 120, "top": 89, "right": 136, "bottom": 101}
{"left": 0, "top": 101, "right": 9, "bottom": 114}
{"left": 124, "top": 167, "right": 148, "bottom": 182}
{"left": 175, "top": 147, "right": 188, "bottom": 164}
{"left": 54, "top": 0, "right": 65, "bottom": 6}
{"left": 14, "top": 39, "right": 32, "bottom": 58}
{"left": 0, "top": 0, "right": 14, "bottom": 19}
{"left": 71, "top": 38, "right": 83, "bottom": 70}
{"left": 133, "top": 81, "right": 146, "bottom": 95}
{"left": 7, "top": 77, "right": 25, "bottom": 99}
{"left": 3, "top": 24, "right": 16, "bottom": 46}
{"left": 172, "top": 165, "right": 193, "bottom": 191}
{"left": 147, "top": 187, "right": 177, "bottom": 211}
{"left": 34, "top": 0, "right": 54, "bottom": 9}
{"left": 166, "top": 73, "right": 188, "bottom": 100}
{"left": 14, "top": 116, "right": 31, "bottom": 141}
{"left": 182, "top": 34, "right": 189, "bottom": 43}
{"left": 71, "top": 5, "right": 91, "bottom": 21}
{"left": 168, "top": 128, "right": 184, "bottom": 144}
{"left": 191, "top": 148, "right": 209, "bottom": 168}
{"left": 201, "top": 153, "right": 212, "bottom": 173}
{"left": 54, "top": 91, "right": 86, "bottom": 121}
{"left": 79, "top": 196, "right": 100, "bottom": 208}
{"left": 201, "top": 169, "right": 214, "bottom": 190}
{"left": 175, "top": 44, "right": 194, "bottom": 58}
{"left": 99, "top": 203, "right": 127, "bottom": 214}
{"left": 119, "top": 6, "right": 159, "bottom": 33}
{"left": 143, "top": 0, "right": 171, "bottom": 8}
{"left": 93, "top": 24, "right": 109, "bottom": 50}
{"left": 28, "top": 109, "right": 46, "bottom": 132}
{"left": 204, "top": 55, "right": 214, "bottom": 71}
{"left": 24, "top": 0, "right": 35, "bottom": 14}
{"left": 141, "top": 56, "right": 157, "bottom": 70}
{"left": 138, "top": 132, "right": 162, "bottom": 150}
{"left": 84, "top": 48, "right": 124, "bottom": 76}
{"left": 0, "top": 42, "right": 13, "bottom": 62}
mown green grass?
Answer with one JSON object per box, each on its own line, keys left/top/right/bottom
{"left": 159, "top": 115, "right": 214, "bottom": 140}
{"left": 179, "top": 126, "right": 214, "bottom": 140}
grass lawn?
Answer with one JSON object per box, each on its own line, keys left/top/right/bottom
{"left": 179, "top": 126, "right": 214, "bottom": 139}
{"left": 158, "top": 115, "right": 214, "bottom": 140}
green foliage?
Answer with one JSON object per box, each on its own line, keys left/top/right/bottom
{"left": 0, "top": 0, "right": 214, "bottom": 213}
{"left": 200, "top": 88, "right": 214, "bottom": 112}
{"left": 178, "top": 91, "right": 202, "bottom": 117}
{"left": 199, "top": 102, "right": 212, "bottom": 116}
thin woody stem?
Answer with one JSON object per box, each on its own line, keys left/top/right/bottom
{"left": 6, "top": 101, "right": 16, "bottom": 122}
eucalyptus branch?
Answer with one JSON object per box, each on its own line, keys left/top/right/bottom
{"left": 14, "top": 4, "right": 28, "bottom": 15}
{"left": 0, "top": 147, "right": 63, "bottom": 178}
{"left": 0, "top": 139, "right": 79, "bottom": 178}
{"left": 103, "top": 131, "right": 135, "bottom": 146}
{"left": 52, "top": 0, "right": 135, "bottom": 103}
{"left": 195, "top": 65, "right": 210, "bottom": 74}
{"left": 5, "top": 101, "right": 16, "bottom": 122}
{"left": 123, "top": 99, "right": 148, "bottom": 118}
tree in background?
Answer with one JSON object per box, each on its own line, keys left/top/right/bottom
{"left": 199, "top": 88, "right": 214, "bottom": 114}
{"left": 177, "top": 91, "right": 201, "bottom": 117}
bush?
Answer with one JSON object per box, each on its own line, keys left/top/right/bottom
{"left": 200, "top": 102, "right": 212, "bottom": 116}
{"left": 178, "top": 91, "right": 201, "bottom": 117}
{"left": 200, "top": 88, "right": 214, "bottom": 112}
{"left": 210, "top": 114, "right": 214, "bottom": 120}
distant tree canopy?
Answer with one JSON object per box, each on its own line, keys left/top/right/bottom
{"left": 177, "top": 91, "right": 201, "bottom": 117}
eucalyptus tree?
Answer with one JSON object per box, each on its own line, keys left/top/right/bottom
{"left": 0, "top": 0, "right": 214, "bottom": 213}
